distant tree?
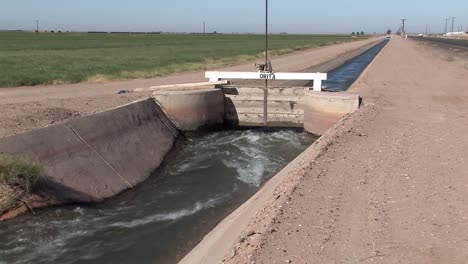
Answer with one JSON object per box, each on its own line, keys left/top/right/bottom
{"left": 351, "top": 32, "right": 355, "bottom": 35}
{"left": 386, "top": 29, "right": 392, "bottom": 35}
{"left": 360, "top": 31, "right": 365, "bottom": 35}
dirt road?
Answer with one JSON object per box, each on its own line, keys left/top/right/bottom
{"left": 0, "top": 38, "right": 379, "bottom": 105}
{"left": 224, "top": 37, "right": 468, "bottom": 263}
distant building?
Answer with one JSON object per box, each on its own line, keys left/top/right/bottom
{"left": 445, "top": 32, "right": 468, "bottom": 37}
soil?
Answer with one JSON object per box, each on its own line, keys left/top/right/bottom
{"left": 0, "top": 38, "right": 380, "bottom": 138}
{"left": 0, "top": 93, "right": 151, "bottom": 137}
{"left": 222, "top": 37, "right": 468, "bottom": 263}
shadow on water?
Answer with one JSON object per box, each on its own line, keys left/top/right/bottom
{"left": 322, "top": 40, "right": 389, "bottom": 91}
{"left": 0, "top": 128, "right": 316, "bottom": 264}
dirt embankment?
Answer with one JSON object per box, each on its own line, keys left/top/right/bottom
{"left": 0, "top": 38, "right": 381, "bottom": 138}
{"left": 220, "top": 37, "right": 468, "bottom": 263}
{"left": 0, "top": 93, "right": 150, "bottom": 138}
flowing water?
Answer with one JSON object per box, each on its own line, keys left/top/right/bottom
{"left": 0, "top": 129, "right": 316, "bottom": 264}
{"left": 323, "top": 39, "right": 389, "bottom": 91}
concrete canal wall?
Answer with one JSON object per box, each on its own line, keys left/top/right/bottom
{"left": 222, "top": 86, "right": 305, "bottom": 127}
{"left": 0, "top": 98, "right": 179, "bottom": 205}
{"left": 0, "top": 88, "right": 358, "bottom": 219}
{"left": 153, "top": 87, "right": 360, "bottom": 135}
{"left": 304, "top": 92, "right": 360, "bottom": 135}
{"left": 153, "top": 88, "right": 224, "bottom": 131}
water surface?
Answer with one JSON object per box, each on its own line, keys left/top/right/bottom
{"left": 323, "top": 39, "right": 389, "bottom": 91}
{"left": 0, "top": 129, "right": 315, "bottom": 264}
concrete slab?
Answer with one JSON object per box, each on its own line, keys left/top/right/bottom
{"left": 304, "top": 91, "right": 360, "bottom": 135}
{"left": 153, "top": 88, "right": 224, "bottom": 131}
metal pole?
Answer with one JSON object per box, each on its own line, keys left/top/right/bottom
{"left": 36, "top": 20, "right": 39, "bottom": 32}
{"left": 203, "top": 22, "right": 205, "bottom": 36}
{"left": 445, "top": 18, "right": 448, "bottom": 35}
{"left": 265, "top": 0, "right": 268, "bottom": 66}
{"left": 263, "top": 0, "right": 268, "bottom": 127}
{"left": 451, "top": 17, "right": 455, "bottom": 33}
{"left": 400, "top": 18, "right": 406, "bottom": 37}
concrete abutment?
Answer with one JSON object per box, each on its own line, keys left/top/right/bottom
{"left": 304, "top": 92, "right": 360, "bottom": 135}
{"left": 152, "top": 86, "right": 359, "bottom": 134}
{"left": 153, "top": 88, "right": 224, "bottom": 131}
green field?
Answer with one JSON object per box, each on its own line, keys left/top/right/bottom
{"left": 0, "top": 31, "right": 367, "bottom": 87}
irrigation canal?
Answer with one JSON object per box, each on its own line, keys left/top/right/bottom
{"left": 0, "top": 130, "right": 316, "bottom": 264}
{"left": 323, "top": 39, "right": 388, "bottom": 91}
{"left": 0, "top": 39, "right": 389, "bottom": 264}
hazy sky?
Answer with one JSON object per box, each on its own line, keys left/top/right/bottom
{"left": 1, "top": 0, "right": 467, "bottom": 34}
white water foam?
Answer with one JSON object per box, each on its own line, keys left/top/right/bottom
{"left": 110, "top": 197, "right": 221, "bottom": 229}
{"left": 10, "top": 230, "right": 90, "bottom": 264}
{"left": 222, "top": 157, "right": 266, "bottom": 187}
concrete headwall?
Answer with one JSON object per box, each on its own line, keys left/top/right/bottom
{"left": 153, "top": 88, "right": 225, "bottom": 131}
{"left": 0, "top": 98, "right": 179, "bottom": 204}
{"left": 304, "top": 91, "right": 360, "bottom": 135}
{"left": 223, "top": 87, "right": 360, "bottom": 133}
{"left": 223, "top": 86, "right": 306, "bottom": 127}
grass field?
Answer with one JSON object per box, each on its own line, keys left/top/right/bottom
{"left": 0, "top": 31, "right": 367, "bottom": 87}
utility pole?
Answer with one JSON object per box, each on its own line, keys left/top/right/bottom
{"left": 203, "top": 22, "right": 206, "bottom": 36}
{"left": 426, "top": 24, "right": 428, "bottom": 35}
{"left": 36, "top": 20, "right": 39, "bottom": 32}
{"left": 400, "top": 18, "right": 406, "bottom": 37}
{"left": 450, "top": 17, "right": 456, "bottom": 33}
{"left": 445, "top": 18, "right": 448, "bottom": 35}
{"left": 265, "top": 0, "right": 268, "bottom": 66}
{"left": 263, "top": 0, "right": 269, "bottom": 127}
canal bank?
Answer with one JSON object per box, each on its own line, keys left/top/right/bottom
{"left": 223, "top": 37, "right": 468, "bottom": 264}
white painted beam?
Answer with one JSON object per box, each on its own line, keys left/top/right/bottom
{"left": 205, "top": 71, "right": 327, "bottom": 91}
